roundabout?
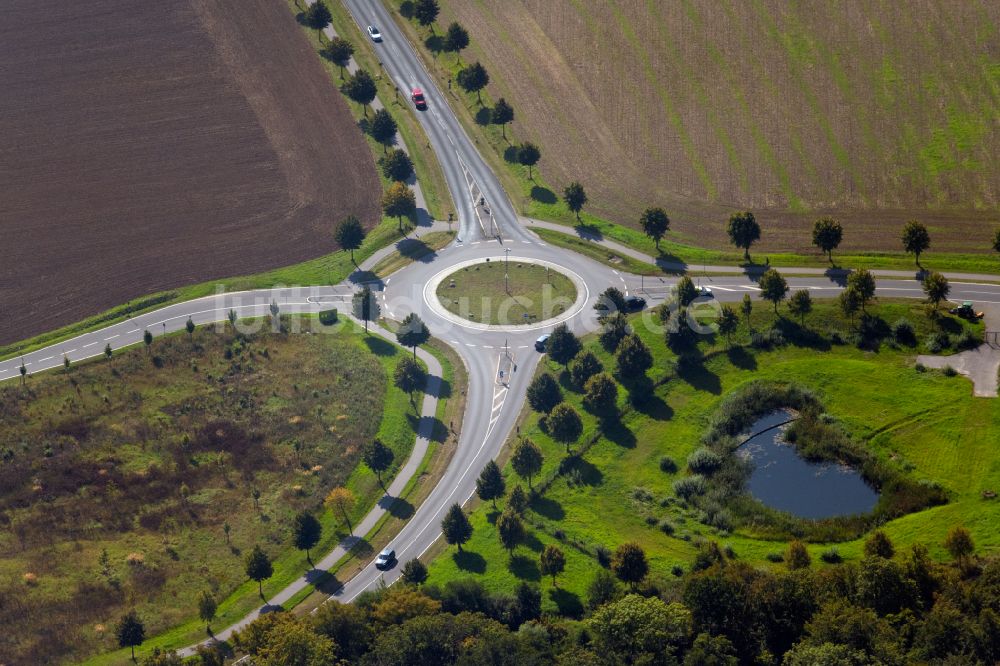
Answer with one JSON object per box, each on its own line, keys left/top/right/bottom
{"left": 424, "top": 256, "right": 590, "bottom": 331}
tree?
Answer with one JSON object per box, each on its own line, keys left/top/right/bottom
{"left": 727, "top": 211, "right": 761, "bottom": 261}
{"left": 292, "top": 511, "right": 322, "bottom": 566}
{"left": 864, "top": 530, "right": 895, "bottom": 559}
{"left": 902, "top": 220, "right": 931, "bottom": 264}
{"left": 413, "top": 0, "right": 439, "bottom": 29}
{"left": 684, "top": 633, "right": 738, "bottom": 666}
{"left": 741, "top": 293, "right": 753, "bottom": 329}
{"left": 321, "top": 36, "right": 353, "bottom": 78}
{"left": 382, "top": 181, "right": 416, "bottom": 231}
{"left": 676, "top": 276, "right": 698, "bottom": 307}
{"left": 475, "top": 460, "right": 505, "bottom": 509}
{"left": 443, "top": 22, "right": 468, "bottom": 59}
{"left": 362, "top": 439, "right": 394, "bottom": 488}
{"left": 185, "top": 317, "right": 195, "bottom": 340}
{"left": 497, "top": 507, "right": 524, "bottom": 555}
{"left": 611, "top": 542, "right": 649, "bottom": 589}
{"left": 540, "top": 544, "right": 566, "bottom": 586}
{"left": 517, "top": 142, "right": 541, "bottom": 179}
{"left": 570, "top": 350, "right": 603, "bottom": 388}
{"left": 511, "top": 439, "right": 543, "bottom": 489}
{"left": 456, "top": 62, "right": 489, "bottom": 104}
{"left": 198, "top": 591, "right": 217, "bottom": 633}
{"left": 369, "top": 108, "right": 398, "bottom": 153}
{"left": 563, "top": 181, "right": 587, "bottom": 221}
{"left": 839, "top": 286, "right": 862, "bottom": 324}
{"left": 812, "top": 217, "right": 843, "bottom": 261}
{"left": 104, "top": 343, "right": 113, "bottom": 362}
{"left": 546, "top": 403, "right": 583, "bottom": 452}
{"left": 588, "top": 569, "right": 621, "bottom": 609}
{"left": 116, "top": 611, "right": 145, "bottom": 661}
{"left": 245, "top": 545, "right": 273, "bottom": 599}
{"left": 758, "top": 268, "right": 789, "bottom": 313}
{"left": 379, "top": 148, "right": 413, "bottom": 182}
{"left": 922, "top": 271, "right": 950, "bottom": 309}
{"left": 269, "top": 300, "right": 280, "bottom": 333}
{"left": 848, "top": 269, "right": 877, "bottom": 312}
{"left": 491, "top": 98, "right": 514, "bottom": 139}
{"left": 397, "top": 312, "right": 430, "bottom": 358}
{"left": 786, "top": 540, "right": 811, "bottom": 569}
{"left": 546, "top": 323, "right": 581, "bottom": 367}
{"left": 441, "top": 503, "right": 473, "bottom": 552}
{"left": 600, "top": 312, "right": 630, "bottom": 352}
{"left": 341, "top": 69, "right": 377, "bottom": 116}
{"left": 227, "top": 308, "right": 238, "bottom": 333}
{"left": 508, "top": 485, "right": 529, "bottom": 514}
{"left": 584, "top": 373, "right": 618, "bottom": 415}
{"left": 325, "top": 487, "right": 355, "bottom": 534}
{"left": 994, "top": 227, "right": 1000, "bottom": 254}
{"left": 335, "top": 215, "right": 366, "bottom": 262}
{"left": 63, "top": 354, "right": 71, "bottom": 371}
{"left": 595, "top": 286, "right": 627, "bottom": 316}
{"left": 590, "top": 595, "right": 692, "bottom": 664}
{"left": 526, "top": 372, "right": 561, "bottom": 413}
{"left": 944, "top": 525, "right": 975, "bottom": 565}
{"left": 717, "top": 305, "right": 739, "bottom": 346}
{"left": 640, "top": 207, "right": 670, "bottom": 250}
{"left": 788, "top": 289, "right": 813, "bottom": 325}
{"left": 142, "top": 329, "right": 153, "bottom": 354}
{"left": 615, "top": 334, "right": 652, "bottom": 378}
{"left": 394, "top": 356, "right": 426, "bottom": 402}
{"left": 401, "top": 558, "right": 428, "bottom": 585}
{"left": 304, "top": 1, "right": 332, "bottom": 39}
{"left": 352, "top": 286, "right": 380, "bottom": 332}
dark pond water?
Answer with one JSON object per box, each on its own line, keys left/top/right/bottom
{"left": 737, "top": 410, "right": 879, "bottom": 520}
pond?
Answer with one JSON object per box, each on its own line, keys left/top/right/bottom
{"left": 738, "top": 410, "right": 879, "bottom": 520}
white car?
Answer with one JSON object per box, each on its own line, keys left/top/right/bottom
{"left": 367, "top": 25, "right": 382, "bottom": 42}
{"left": 698, "top": 286, "right": 714, "bottom": 298}
{"left": 375, "top": 547, "right": 395, "bottom": 569}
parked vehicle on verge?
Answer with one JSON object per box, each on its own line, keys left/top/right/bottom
{"left": 375, "top": 547, "right": 396, "bottom": 569}
{"left": 949, "top": 301, "right": 984, "bottom": 320}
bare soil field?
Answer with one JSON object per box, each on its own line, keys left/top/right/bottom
{"left": 439, "top": 0, "right": 1000, "bottom": 253}
{"left": 0, "top": 0, "right": 380, "bottom": 346}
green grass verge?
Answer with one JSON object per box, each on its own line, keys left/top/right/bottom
{"left": 436, "top": 261, "right": 577, "bottom": 325}
{"left": 372, "top": 230, "right": 456, "bottom": 277}
{"left": 426, "top": 298, "right": 997, "bottom": 612}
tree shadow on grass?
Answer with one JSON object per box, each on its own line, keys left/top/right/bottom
{"left": 453, "top": 550, "right": 487, "bottom": 573}
{"left": 427, "top": 378, "right": 451, "bottom": 400}
{"left": 627, "top": 381, "right": 672, "bottom": 421}
{"left": 530, "top": 495, "right": 565, "bottom": 520}
{"left": 364, "top": 336, "right": 398, "bottom": 357}
{"left": 503, "top": 145, "right": 519, "bottom": 163}
{"left": 509, "top": 553, "right": 541, "bottom": 581}
{"left": 562, "top": 455, "right": 604, "bottom": 485}
{"left": 260, "top": 602, "right": 286, "bottom": 614}
{"left": 571, "top": 223, "right": 602, "bottom": 241}
{"left": 379, "top": 495, "right": 414, "bottom": 520}
{"left": 548, "top": 588, "right": 585, "bottom": 619}
{"left": 602, "top": 419, "right": 636, "bottom": 449}
{"left": 774, "top": 319, "right": 832, "bottom": 351}
{"left": 726, "top": 346, "right": 757, "bottom": 370}
{"left": 312, "top": 572, "right": 344, "bottom": 596}
{"left": 396, "top": 238, "right": 437, "bottom": 264}
{"left": 531, "top": 186, "right": 557, "bottom": 204}
{"left": 523, "top": 532, "right": 545, "bottom": 553}
{"left": 677, "top": 358, "right": 721, "bottom": 395}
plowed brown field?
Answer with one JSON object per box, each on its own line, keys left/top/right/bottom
{"left": 0, "top": 0, "right": 380, "bottom": 345}
{"left": 439, "top": 0, "right": 1000, "bottom": 253}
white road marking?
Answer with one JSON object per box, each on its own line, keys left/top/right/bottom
{"left": 104, "top": 334, "right": 119, "bottom": 341}
{"left": 39, "top": 356, "right": 52, "bottom": 362}
{"left": 83, "top": 342, "right": 99, "bottom": 348}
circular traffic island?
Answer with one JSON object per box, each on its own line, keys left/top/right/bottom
{"left": 435, "top": 259, "right": 579, "bottom": 326}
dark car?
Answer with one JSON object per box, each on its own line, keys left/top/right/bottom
{"left": 411, "top": 88, "right": 427, "bottom": 110}
{"left": 625, "top": 295, "right": 646, "bottom": 311}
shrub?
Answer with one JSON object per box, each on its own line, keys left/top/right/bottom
{"left": 751, "top": 328, "right": 785, "bottom": 349}
{"left": 955, "top": 329, "right": 981, "bottom": 350}
{"left": 915, "top": 362, "right": 926, "bottom": 373}
{"left": 671, "top": 564, "right": 684, "bottom": 577}
{"left": 687, "top": 448, "right": 723, "bottom": 475}
{"left": 765, "top": 551, "right": 785, "bottom": 563}
{"left": 631, "top": 487, "right": 654, "bottom": 502}
{"left": 673, "top": 475, "right": 706, "bottom": 500}
{"left": 829, "top": 329, "right": 846, "bottom": 345}
{"left": 595, "top": 545, "right": 612, "bottom": 568}
{"left": 723, "top": 544, "right": 736, "bottom": 559}
{"left": 319, "top": 309, "right": 339, "bottom": 325}
{"left": 820, "top": 548, "right": 843, "bottom": 564}
{"left": 925, "top": 331, "right": 950, "bottom": 353}
{"left": 644, "top": 515, "right": 658, "bottom": 526}
{"left": 943, "top": 365, "right": 958, "bottom": 377}
{"left": 659, "top": 456, "right": 678, "bottom": 473}
{"left": 892, "top": 318, "right": 916, "bottom": 345}
{"left": 658, "top": 520, "right": 675, "bottom": 535}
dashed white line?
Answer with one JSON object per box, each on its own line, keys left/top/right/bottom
{"left": 105, "top": 334, "right": 119, "bottom": 341}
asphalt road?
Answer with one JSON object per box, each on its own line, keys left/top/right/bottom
{"left": 5, "top": 1, "right": 1000, "bottom": 658}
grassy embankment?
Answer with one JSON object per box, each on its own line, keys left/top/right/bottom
{"left": 436, "top": 261, "right": 577, "bottom": 325}
{"left": 424, "top": 297, "right": 997, "bottom": 616}
{"left": 387, "top": 1, "right": 1000, "bottom": 277}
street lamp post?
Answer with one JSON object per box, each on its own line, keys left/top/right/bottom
{"left": 504, "top": 248, "right": 511, "bottom": 294}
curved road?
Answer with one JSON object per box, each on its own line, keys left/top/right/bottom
{"left": 3, "top": 0, "right": 1000, "bottom": 658}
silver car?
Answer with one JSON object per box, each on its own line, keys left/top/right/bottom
{"left": 375, "top": 547, "right": 396, "bottom": 569}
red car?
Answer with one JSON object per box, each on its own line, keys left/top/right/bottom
{"left": 411, "top": 87, "right": 427, "bottom": 110}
